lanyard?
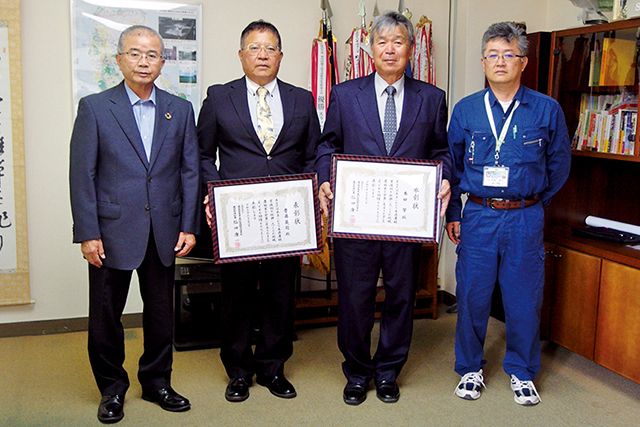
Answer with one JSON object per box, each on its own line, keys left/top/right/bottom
{"left": 484, "top": 91, "right": 519, "bottom": 165}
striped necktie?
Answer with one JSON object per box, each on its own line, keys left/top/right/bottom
{"left": 383, "top": 85, "right": 397, "bottom": 154}
{"left": 256, "top": 87, "right": 276, "bottom": 154}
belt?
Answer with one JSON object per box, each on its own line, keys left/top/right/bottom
{"left": 468, "top": 195, "right": 539, "bottom": 210}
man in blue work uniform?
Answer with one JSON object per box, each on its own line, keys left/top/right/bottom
{"left": 446, "top": 22, "right": 571, "bottom": 406}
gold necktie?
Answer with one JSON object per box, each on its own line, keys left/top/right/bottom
{"left": 256, "top": 87, "right": 276, "bottom": 154}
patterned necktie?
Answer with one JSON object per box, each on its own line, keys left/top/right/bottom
{"left": 383, "top": 85, "right": 397, "bottom": 154}
{"left": 256, "top": 87, "right": 276, "bottom": 154}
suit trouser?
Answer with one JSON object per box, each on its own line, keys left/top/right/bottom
{"left": 219, "top": 257, "right": 298, "bottom": 380}
{"left": 454, "top": 201, "right": 545, "bottom": 381}
{"left": 333, "top": 238, "right": 421, "bottom": 384}
{"left": 88, "top": 232, "right": 175, "bottom": 396}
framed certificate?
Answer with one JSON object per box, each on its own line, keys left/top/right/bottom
{"left": 329, "top": 154, "right": 443, "bottom": 243}
{"left": 207, "top": 174, "right": 322, "bottom": 263}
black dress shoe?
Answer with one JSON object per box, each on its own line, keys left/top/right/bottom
{"left": 257, "top": 375, "right": 297, "bottom": 398}
{"left": 343, "top": 382, "right": 367, "bottom": 405}
{"left": 375, "top": 380, "right": 400, "bottom": 403}
{"left": 97, "top": 395, "right": 124, "bottom": 424}
{"left": 142, "top": 387, "right": 191, "bottom": 412}
{"left": 225, "top": 377, "right": 250, "bottom": 402}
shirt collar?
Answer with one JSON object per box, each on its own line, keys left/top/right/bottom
{"left": 486, "top": 85, "right": 526, "bottom": 107}
{"left": 124, "top": 83, "right": 156, "bottom": 105}
{"left": 245, "top": 76, "right": 279, "bottom": 97}
{"left": 374, "top": 72, "right": 405, "bottom": 98}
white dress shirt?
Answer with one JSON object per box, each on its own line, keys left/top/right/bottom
{"left": 374, "top": 72, "right": 405, "bottom": 133}
{"left": 245, "top": 76, "right": 284, "bottom": 139}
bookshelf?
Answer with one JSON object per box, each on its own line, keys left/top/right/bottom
{"left": 544, "top": 18, "right": 640, "bottom": 385}
{"left": 550, "top": 19, "right": 640, "bottom": 158}
{"left": 547, "top": 18, "right": 640, "bottom": 232}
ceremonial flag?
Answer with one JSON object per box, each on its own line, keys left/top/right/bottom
{"left": 413, "top": 16, "right": 436, "bottom": 84}
{"left": 310, "top": 0, "right": 339, "bottom": 129}
{"left": 344, "top": 0, "right": 374, "bottom": 81}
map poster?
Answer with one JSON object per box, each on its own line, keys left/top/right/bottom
{"left": 207, "top": 174, "right": 322, "bottom": 264}
{"left": 329, "top": 154, "right": 443, "bottom": 244}
{"left": 71, "top": 0, "right": 202, "bottom": 116}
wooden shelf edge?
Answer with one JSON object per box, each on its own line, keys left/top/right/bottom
{"left": 545, "top": 227, "right": 640, "bottom": 269}
{"left": 554, "top": 17, "right": 640, "bottom": 37}
{"left": 571, "top": 150, "right": 640, "bottom": 162}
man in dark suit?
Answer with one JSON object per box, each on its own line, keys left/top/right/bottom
{"left": 316, "top": 11, "right": 451, "bottom": 405}
{"left": 69, "top": 25, "right": 200, "bottom": 423}
{"left": 197, "top": 20, "right": 320, "bottom": 402}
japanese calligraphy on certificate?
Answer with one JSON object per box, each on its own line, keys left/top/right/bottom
{"left": 207, "top": 174, "right": 322, "bottom": 263}
{"left": 329, "top": 155, "right": 443, "bottom": 243}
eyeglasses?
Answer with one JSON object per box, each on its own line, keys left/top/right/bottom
{"left": 483, "top": 53, "right": 525, "bottom": 63}
{"left": 242, "top": 44, "right": 280, "bottom": 57}
{"left": 119, "top": 49, "right": 162, "bottom": 64}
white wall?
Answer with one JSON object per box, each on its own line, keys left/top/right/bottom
{"left": 1, "top": 0, "right": 586, "bottom": 324}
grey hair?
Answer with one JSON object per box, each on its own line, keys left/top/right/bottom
{"left": 370, "top": 11, "right": 414, "bottom": 47}
{"left": 118, "top": 25, "right": 165, "bottom": 55}
{"left": 481, "top": 21, "right": 528, "bottom": 56}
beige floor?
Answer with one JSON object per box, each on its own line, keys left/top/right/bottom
{"left": 1, "top": 305, "right": 640, "bottom": 426}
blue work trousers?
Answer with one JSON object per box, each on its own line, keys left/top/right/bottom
{"left": 454, "top": 201, "right": 545, "bottom": 381}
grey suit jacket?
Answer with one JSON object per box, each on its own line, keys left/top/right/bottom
{"left": 69, "top": 81, "right": 200, "bottom": 269}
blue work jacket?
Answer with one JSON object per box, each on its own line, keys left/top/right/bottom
{"left": 446, "top": 86, "right": 571, "bottom": 223}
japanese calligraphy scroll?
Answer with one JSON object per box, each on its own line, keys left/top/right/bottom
{"left": 0, "top": 0, "right": 30, "bottom": 306}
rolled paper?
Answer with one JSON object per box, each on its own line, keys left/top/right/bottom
{"left": 585, "top": 216, "right": 640, "bottom": 236}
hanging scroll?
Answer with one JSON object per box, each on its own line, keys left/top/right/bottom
{"left": 0, "top": 0, "right": 30, "bottom": 306}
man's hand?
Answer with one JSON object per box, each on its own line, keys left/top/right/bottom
{"left": 446, "top": 222, "right": 461, "bottom": 245}
{"left": 175, "top": 232, "right": 196, "bottom": 257}
{"left": 438, "top": 179, "right": 451, "bottom": 218}
{"left": 203, "top": 195, "right": 213, "bottom": 228}
{"left": 319, "top": 181, "right": 333, "bottom": 218}
{"left": 81, "top": 238, "right": 106, "bottom": 268}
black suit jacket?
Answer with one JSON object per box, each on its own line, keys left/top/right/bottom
{"left": 197, "top": 77, "right": 320, "bottom": 182}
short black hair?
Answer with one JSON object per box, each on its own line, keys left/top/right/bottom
{"left": 240, "top": 20, "right": 282, "bottom": 50}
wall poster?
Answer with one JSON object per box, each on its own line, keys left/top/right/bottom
{"left": 71, "top": 0, "right": 202, "bottom": 116}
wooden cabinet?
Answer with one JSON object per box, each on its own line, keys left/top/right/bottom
{"left": 595, "top": 260, "right": 640, "bottom": 384}
{"left": 544, "top": 16, "right": 640, "bottom": 385}
{"left": 548, "top": 245, "right": 601, "bottom": 359}
{"left": 545, "top": 242, "right": 640, "bottom": 384}
{"left": 522, "top": 31, "right": 552, "bottom": 94}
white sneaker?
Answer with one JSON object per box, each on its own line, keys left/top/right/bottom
{"left": 510, "top": 374, "right": 541, "bottom": 405}
{"left": 454, "top": 369, "right": 486, "bottom": 400}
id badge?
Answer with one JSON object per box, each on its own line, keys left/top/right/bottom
{"left": 483, "top": 166, "right": 509, "bottom": 187}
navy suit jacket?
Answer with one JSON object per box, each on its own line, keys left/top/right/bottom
{"left": 69, "top": 81, "right": 201, "bottom": 269}
{"left": 197, "top": 77, "right": 320, "bottom": 182}
{"left": 315, "top": 73, "right": 451, "bottom": 184}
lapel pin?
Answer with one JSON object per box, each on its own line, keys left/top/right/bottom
{"left": 165, "top": 112, "right": 172, "bottom": 120}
